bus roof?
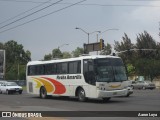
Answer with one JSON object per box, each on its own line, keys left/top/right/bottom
{"left": 27, "top": 55, "right": 120, "bottom": 66}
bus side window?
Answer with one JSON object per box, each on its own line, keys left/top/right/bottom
{"left": 28, "top": 65, "right": 36, "bottom": 76}
{"left": 68, "top": 61, "right": 81, "bottom": 74}
{"left": 69, "top": 62, "right": 74, "bottom": 74}
{"left": 77, "top": 61, "right": 81, "bottom": 74}
{"left": 28, "top": 66, "right": 31, "bottom": 75}
{"left": 57, "top": 63, "right": 62, "bottom": 74}
{"left": 37, "top": 65, "right": 44, "bottom": 75}
{"left": 61, "top": 63, "right": 68, "bottom": 74}
{"left": 45, "top": 64, "right": 51, "bottom": 75}
{"left": 52, "top": 64, "right": 56, "bottom": 74}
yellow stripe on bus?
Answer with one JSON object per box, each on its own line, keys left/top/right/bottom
{"left": 33, "top": 79, "right": 42, "bottom": 88}
{"left": 32, "top": 77, "right": 55, "bottom": 93}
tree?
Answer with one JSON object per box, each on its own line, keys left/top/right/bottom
{"left": 52, "top": 48, "right": 63, "bottom": 58}
{"left": 114, "top": 32, "right": 160, "bottom": 80}
{"left": 3, "top": 40, "right": 31, "bottom": 80}
{"left": 136, "top": 31, "right": 157, "bottom": 58}
{"left": 4, "top": 40, "right": 31, "bottom": 64}
{"left": 114, "top": 33, "right": 135, "bottom": 63}
{"left": 62, "top": 52, "right": 71, "bottom": 58}
{"left": 127, "top": 63, "right": 135, "bottom": 76}
{"left": 0, "top": 42, "right": 4, "bottom": 49}
{"left": 134, "top": 31, "right": 160, "bottom": 80}
{"left": 134, "top": 58, "right": 160, "bottom": 81}
{"left": 100, "top": 43, "right": 112, "bottom": 55}
{"left": 72, "top": 47, "right": 84, "bottom": 57}
{"left": 44, "top": 53, "right": 52, "bottom": 60}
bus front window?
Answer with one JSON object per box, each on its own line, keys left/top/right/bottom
{"left": 95, "top": 58, "right": 127, "bottom": 82}
{"left": 113, "top": 66, "right": 127, "bottom": 82}
{"left": 96, "top": 66, "right": 114, "bottom": 82}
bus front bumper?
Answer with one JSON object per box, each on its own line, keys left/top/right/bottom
{"left": 97, "top": 89, "right": 128, "bottom": 98}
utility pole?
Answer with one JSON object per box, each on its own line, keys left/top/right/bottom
{"left": 0, "top": 50, "right": 5, "bottom": 80}
{"left": 159, "top": 22, "right": 160, "bottom": 38}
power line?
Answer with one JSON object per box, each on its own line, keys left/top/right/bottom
{"left": 0, "top": 0, "right": 87, "bottom": 34}
{"left": 0, "top": 0, "right": 63, "bottom": 30}
{"left": 1, "top": 0, "right": 160, "bottom": 7}
{"left": 0, "top": 0, "right": 44, "bottom": 3}
{"left": 0, "top": 0, "right": 53, "bottom": 25}
{"left": 1, "top": 0, "right": 160, "bottom": 3}
{"left": 77, "top": 3, "right": 160, "bottom": 7}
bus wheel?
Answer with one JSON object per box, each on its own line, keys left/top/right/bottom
{"left": 19, "top": 91, "right": 22, "bottom": 94}
{"left": 78, "top": 88, "right": 86, "bottom": 102}
{"left": 6, "top": 90, "right": 10, "bottom": 95}
{"left": 102, "top": 97, "right": 111, "bottom": 102}
{"left": 40, "top": 87, "right": 47, "bottom": 99}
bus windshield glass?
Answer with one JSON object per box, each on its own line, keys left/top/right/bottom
{"left": 95, "top": 58, "right": 127, "bottom": 82}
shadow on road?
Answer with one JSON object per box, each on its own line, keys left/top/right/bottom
{"left": 28, "top": 95, "right": 126, "bottom": 104}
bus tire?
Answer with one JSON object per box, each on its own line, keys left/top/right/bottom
{"left": 78, "top": 88, "right": 86, "bottom": 102}
{"left": 6, "top": 90, "right": 10, "bottom": 95}
{"left": 19, "top": 91, "right": 22, "bottom": 94}
{"left": 40, "top": 86, "right": 47, "bottom": 99}
{"left": 125, "top": 94, "right": 130, "bottom": 97}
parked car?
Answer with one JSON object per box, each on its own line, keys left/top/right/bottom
{"left": 0, "top": 80, "right": 7, "bottom": 93}
{"left": 131, "top": 81, "right": 156, "bottom": 90}
{"left": 0, "top": 81, "right": 23, "bottom": 94}
{"left": 0, "top": 80, "right": 7, "bottom": 84}
{"left": 125, "top": 86, "right": 133, "bottom": 97}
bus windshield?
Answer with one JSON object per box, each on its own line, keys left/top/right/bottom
{"left": 95, "top": 58, "right": 127, "bottom": 82}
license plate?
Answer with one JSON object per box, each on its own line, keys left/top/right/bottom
{"left": 16, "top": 89, "right": 19, "bottom": 91}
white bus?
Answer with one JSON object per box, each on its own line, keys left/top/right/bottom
{"left": 26, "top": 55, "right": 129, "bottom": 102}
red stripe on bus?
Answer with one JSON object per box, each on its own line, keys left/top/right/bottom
{"left": 42, "top": 77, "right": 66, "bottom": 94}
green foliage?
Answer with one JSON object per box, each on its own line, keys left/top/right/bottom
{"left": 100, "top": 43, "right": 112, "bottom": 55}
{"left": 114, "top": 31, "right": 160, "bottom": 80}
{"left": 72, "top": 47, "right": 84, "bottom": 57}
{"left": 44, "top": 53, "right": 52, "bottom": 60}
{"left": 136, "top": 31, "right": 157, "bottom": 59}
{"left": 5, "top": 64, "right": 17, "bottom": 80}
{"left": 1, "top": 40, "right": 31, "bottom": 80}
{"left": 134, "top": 59, "right": 160, "bottom": 81}
{"left": 62, "top": 52, "right": 71, "bottom": 58}
{"left": 127, "top": 64, "right": 135, "bottom": 76}
{"left": 52, "top": 48, "right": 63, "bottom": 58}
{"left": 44, "top": 50, "right": 72, "bottom": 60}
{"left": 114, "top": 33, "right": 135, "bottom": 64}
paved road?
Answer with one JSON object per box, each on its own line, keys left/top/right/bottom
{"left": 0, "top": 89, "right": 159, "bottom": 120}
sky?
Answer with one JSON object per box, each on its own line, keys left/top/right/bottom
{"left": 0, "top": 0, "right": 160, "bottom": 60}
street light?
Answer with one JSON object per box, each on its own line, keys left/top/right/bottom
{"left": 75, "top": 27, "right": 101, "bottom": 44}
{"left": 97, "top": 28, "right": 119, "bottom": 42}
{"left": 58, "top": 43, "right": 69, "bottom": 49}
{"left": 17, "top": 53, "right": 22, "bottom": 80}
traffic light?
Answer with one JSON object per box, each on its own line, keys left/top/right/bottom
{"left": 100, "top": 39, "right": 105, "bottom": 50}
